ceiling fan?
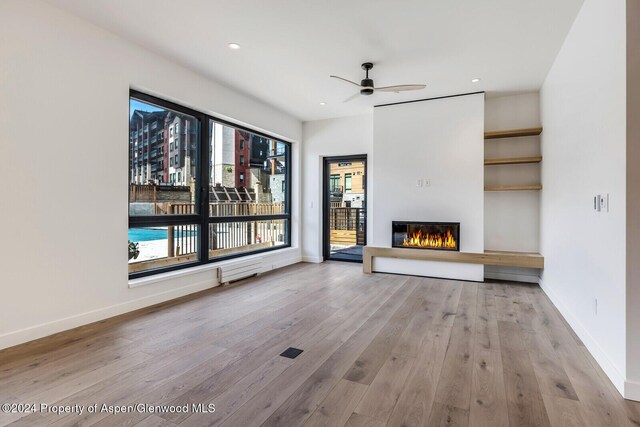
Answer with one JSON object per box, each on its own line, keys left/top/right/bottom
{"left": 330, "top": 62, "right": 426, "bottom": 102}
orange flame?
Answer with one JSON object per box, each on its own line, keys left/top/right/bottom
{"left": 402, "top": 230, "right": 457, "bottom": 249}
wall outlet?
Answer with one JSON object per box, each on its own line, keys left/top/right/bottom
{"left": 417, "top": 178, "right": 423, "bottom": 188}
{"left": 594, "top": 298, "right": 598, "bottom": 315}
{"left": 424, "top": 178, "right": 431, "bottom": 187}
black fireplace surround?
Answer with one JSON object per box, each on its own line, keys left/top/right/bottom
{"left": 392, "top": 221, "right": 460, "bottom": 251}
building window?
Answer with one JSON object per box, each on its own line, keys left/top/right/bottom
{"left": 330, "top": 174, "right": 340, "bottom": 193}
{"left": 345, "top": 173, "right": 352, "bottom": 193}
{"left": 129, "top": 91, "right": 291, "bottom": 278}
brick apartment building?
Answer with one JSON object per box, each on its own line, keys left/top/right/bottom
{"left": 130, "top": 110, "right": 285, "bottom": 203}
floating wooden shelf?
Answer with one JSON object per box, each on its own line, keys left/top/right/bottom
{"left": 483, "top": 250, "right": 544, "bottom": 269}
{"left": 484, "top": 127, "right": 543, "bottom": 140}
{"left": 362, "top": 246, "right": 544, "bottom": 273}
{"left": 484, "top": 156, "right": 542, "bottom": 165}
{"left": 484, "top": 185, "right": 542, "bottom": 192}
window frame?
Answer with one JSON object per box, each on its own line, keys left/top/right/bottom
{"left": 129, "top": 89, "right": 292, "bottom": 279}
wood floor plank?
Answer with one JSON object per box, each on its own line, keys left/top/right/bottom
{"left": 385, "top": 326, "right": 452, "bottom": 427}
{"left": 428, "top": 402, "right": 470, "bottom": 426}
{"left": 497, "top": 320, "right": 551, "bottom": 427}
{"left": 521, "top": 330, "right": 579, "bottom": 401}
{"left": 302, "top": 379, "right": 367, "bottom": 427}
{"left": 174, "top": 358, "right": 290, "bottom": 427}
{"left": 432, "top": 283, "right": 478, "bottom": 411}
{"left": 541, "top": 394, "right": 590, "bottom": 427}
{"left": 344, "top": 412, "right": 385, "bottom": 427}
{"left": 342, "top": 283, "right": 423, "bottom": 385}
{"left": 389, "top": 277, "right": 434, "bottom": 358}
{"left": 469, "top": 348, "right": 509, "bottom": 427}
{"left": 353, "top": 354, "right": 415, "bottom": 421}
{"left": 493, "top": 290, "right": 518, "bottom": 323}
{"left": 475, "top": 285, "right": 500, "bottom": 351}
{"left": 0, "top": 331, "right": 134, "bottom": 381}
{"left": 135, "top": 414, "right": 177, "bottom": 427}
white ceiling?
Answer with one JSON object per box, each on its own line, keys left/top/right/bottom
{"left": 47, "top": 0, "right": 583, "bottom": 122}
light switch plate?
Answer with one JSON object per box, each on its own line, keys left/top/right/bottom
{"left": 600, "top": 194, "right": 609, "bottom": 212}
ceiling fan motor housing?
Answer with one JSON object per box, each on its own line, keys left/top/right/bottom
{"left": 360, "top": 78, "right": 374, "bottom": 95}
{"left": 360, "top": 62, "right": 374, "bottom": 94}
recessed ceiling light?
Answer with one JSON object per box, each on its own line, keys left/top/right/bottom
{"left": 228, "top": 43, "right": 240, "bottom": 50}
{"left": 319, "top": 102, "right": 327, "bottom": 106}
{"left": 471, "top": 78, "right": 481, "bottom": 83}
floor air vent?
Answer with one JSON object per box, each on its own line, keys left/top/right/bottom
{"left": 280, "top": 347, "right": 303, "bottom": 359}
{"left": 217, "top": 257, "right": 263, "bottom": 285}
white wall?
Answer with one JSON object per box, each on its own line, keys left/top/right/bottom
{"left": 371, "top": 94, "right": 485, "bottom": 281}
{"left": 0, "top": 0, "right": 302, "bottom": 350}
{"left": 301, "top": 115, "right": 373, "bottom": 262}
{"left": 484, "top": 93, "right": 541, "bottom": 283}
{"left": 540, "top": 0, "right": 627, "bottom": 394}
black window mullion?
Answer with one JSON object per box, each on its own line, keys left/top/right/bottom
{"left": 129, "top": 215, "right": 201, "bottom": 228}
{"left": 199, "top": 116, "right": 210, "bottom": 262}
{"left": 209, "top": 214, "right": 289, "bottom": 224}
{"left": 285, "top": 140, "right": 292, "bottom": 244}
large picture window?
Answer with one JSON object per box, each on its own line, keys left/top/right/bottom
{"left": 128, "top": 91, "right": 291, "bottom": 278}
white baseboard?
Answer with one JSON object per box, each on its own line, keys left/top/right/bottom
{"left": 0, "top": 278, "right": 216, "bottom": 351}
{"left": 538, "top": 277, "right": 627, "bottom": 397}
{"left": 302, "top": 256, "right": 323, "bottom": 263}
{"left": 484, "top": 271, "right": 540, "bottom": 283}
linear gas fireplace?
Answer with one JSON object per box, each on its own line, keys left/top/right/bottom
{"left": 392, "top": 221, "right": 460, "bottom": 251}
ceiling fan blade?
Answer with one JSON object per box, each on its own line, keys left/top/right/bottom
{"left": 374, "top": 84, "right": 426, "bottom": 93}
{"left": 330, "top": 75, "right": 363, "bottom": 88}
{"left": 343, "top": 92, "right": 361, "bottom": 103}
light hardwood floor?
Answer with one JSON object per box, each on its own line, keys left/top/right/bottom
{"left": 1, "top": 262, "right": 639, "bottom": 426}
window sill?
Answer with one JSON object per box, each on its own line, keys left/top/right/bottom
{"left": 128, "top": 263, "right": 218, "bottom": 289}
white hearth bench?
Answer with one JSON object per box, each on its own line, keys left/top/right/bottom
{"left": 362, "top": 246, "right": 544, "bottom": 274}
